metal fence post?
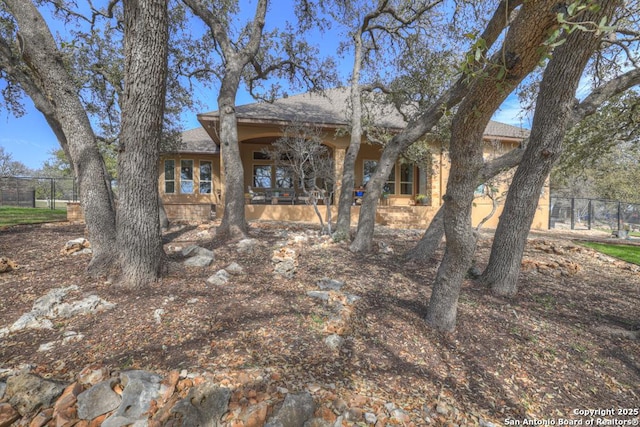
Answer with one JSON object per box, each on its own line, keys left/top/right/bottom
{"left": 571, "top": 198, "right": 575, "bottom": 230}
{"left": 588, "top": 199, "right": 592, "bottom": 230}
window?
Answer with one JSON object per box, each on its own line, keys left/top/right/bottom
{"left": 386, "top": 165, "right": 396, "bottom": 195}
{"left": 400, "top": 164, "right": 413, "bottom": 195}
{"left": 253, "top": 165, "right": 272, "bottom": 188}
{"left": 275, "top": 166, "right": 293, "bottom": 188}
{"left": 363, "top": 160, "right": 378, "bottom": 185}
{"left": 164, "top": 160, "right": 175, "bottom": 194}
{"left": 253, "top": 151, "right": 269, "bottom": 160}
{"left": 180, "top": 160, "right": 194, "bottom": 194}
{"left": 199, "top": 161, "right": 212, "bottom": 194}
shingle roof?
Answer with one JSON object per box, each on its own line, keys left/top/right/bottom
{"left": 187, "top": 88, "right": 529, "bottom": 153}
{"left": 484, "top": 120, "right": 529, "bottom": 140}
{"left": 171, "top": 127, "right": 219, "bottom": 154}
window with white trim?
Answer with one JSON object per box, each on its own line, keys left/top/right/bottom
{"left": 180, "top": 160, "right": 194, "bottom": 194}
{"left": 164, "top": 160, "right": 175, "bottom": 194}
{"left": 400, "top": 163, "right": 413, "bottom": 195}
{"left": 199, "top": 161, "right": 212, "bottom": 194}
{"left": 253, "top": 165, "right": 272, "bottom": 188}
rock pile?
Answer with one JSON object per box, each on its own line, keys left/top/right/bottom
{"left": 0, "top": 367, "right": 344, "bottom": 427}
{"left": 272, "top": 247, "right": 298, "bottom": 278}
{"left": 522, "top": 239, "right": 583, "bottom": 277}
{"left": 0, "top": 286, "right": 115, "bottom": 339}
{"left": 306, "top": 278, "right": 361, "bottom": 351}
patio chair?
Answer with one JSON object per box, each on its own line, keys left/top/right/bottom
{"left": 247, "top": 186, "right": 266, "bottom": 204}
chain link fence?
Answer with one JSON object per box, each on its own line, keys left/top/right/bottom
{"left": 0, "top": 176, "right": 78, "bottom": 210}
{"left": 550, "top": 197, "right": 640, "bottom": 234}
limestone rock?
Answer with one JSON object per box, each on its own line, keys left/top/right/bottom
{"left": 324, "top": 334, "right": 344, "bottom": 351}
{"left": 266, "top": 392, "right": 315, "bottom": 427}
{"left": 61, "top": 238, "right": 91, "bottom": 255}
{"left": 0, "top": 403, "right": 20, "bottom": 427}
{"left": 170, "top": 383, "right": 231, "bottom": 426}
{"left": 61, "top": 330, "right": 84, "bottom": 344}
{"left": 7, "top": 286, "right": 114, "bottom": 336}
{"left": 77, "top": 365, "right": 109, "bottom": 386}
{"left": 5, "top": 374, "right": 65, "bottom": 416}
{"left": 28, "top": 408, "right": 53, "bottom": 427}
{"left": 307, "top": 291, "right": 330, "bottom": 301}
{"left": 184, "top": 255, "right": 214, "bottom": 267}
{"left": 0, "top": 257, "right": 18, "bottom": 273}
{"left": 32, "top": 286, "right": 78, "bottom": 316}
{"left": 364, "top": 412, "right": 378, "bottom": 424}
{"left": 54, "top": 295, "right": 116, "bottom": 318}
{"left": 242, "top": 401, "right": 268, "bottom": 427}
{"left": 237, "top": 238, "right": 259, "bottom": 253}
{"left": 0, "top": 381, "right": 5, "bottom": 399}
{"left": 206, "top": 270, "right": 231, "bottom": 286}
{"left": 154, "top": 308, "right": 165, "bottom": 325}
{"left": 102, "top": 371, "right": 163, "bottom": 427}
{"left": 182, "top": 245, "right": 214, "bottom": 259}
{"left": 226, "top": 262, "right": 244, "bottom": 275}
{"left": 274, "top": 259, "right": 296, "bottom": 278}
{"left": 77, "top": 379, "right": 121, "bottom": 420}
{"left": 10, "top": 312, "right": 53, "bottom": 333}
{"left": 37, "top": 342, "right": 56, "bottom": 352}
{"left": 271, "top": 247, "right": 297, "bottom": 263}
{"left": 316, "top": 278, "right": 344, "bottom": 291}
{"left": 71, "top": 248, "right": 92, "bottom": 256}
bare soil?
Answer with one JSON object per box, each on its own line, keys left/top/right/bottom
{"left": 0, "top": 221, "right": 638, "bottom": 425}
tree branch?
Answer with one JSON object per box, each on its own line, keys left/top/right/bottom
{"left": 572, "top": 67, "right": 640, "bottom": 124}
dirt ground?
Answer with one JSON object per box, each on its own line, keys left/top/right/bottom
{"left": 0, "top": 220, "right": 638, "bottom": 425}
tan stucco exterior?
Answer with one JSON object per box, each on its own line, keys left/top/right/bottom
{"left": 156, "top": 120, "right": 549, "bottom": 229}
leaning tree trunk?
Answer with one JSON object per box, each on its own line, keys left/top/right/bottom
{"left": 334, "top": 34, "right": 364, "bottom": 239}
{"left": 483, "top": 1, "right": 622, "bottom": 297}
{"left": 349, "top": 0, "right": 520, "bottom": 253}
{"left": 217, "top": 82, "right": 248, "bottom": 239}
{"left": 426, "top": 0, "right": 558, "bottom": 332}
{"left": 115, "top": 0, "right": 169, "bottom": 288}
{"left": 4, "top": 0, "right": 117, "bottom": 276}
{"left": 405, "top": 146, "right": 525, "bottom": 261}
{"left": 405, "top": 207, "right": 445, "bottom": 261}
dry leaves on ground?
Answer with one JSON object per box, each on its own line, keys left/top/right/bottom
{"left": 0, "top": 221, "right": 638, "bottom": 425}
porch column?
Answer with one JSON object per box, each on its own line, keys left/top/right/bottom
{"left": 432, "top": 151, "right": 447, "bottom": 207}
{"left": 333, "top": 147, "right": 346, "bottom": 206}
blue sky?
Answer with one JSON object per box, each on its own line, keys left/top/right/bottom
{"left": 0, "top": 1, "right": 531, "bottom": 171}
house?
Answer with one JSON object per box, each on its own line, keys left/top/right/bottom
{"left": 158, "top": 88, "right": 549, "bottom": 229}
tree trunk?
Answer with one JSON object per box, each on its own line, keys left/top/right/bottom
{"left": 334, "top": 34, "right": 364, "bottom": 239}
{"left": 405, "top": 146, "right": 525, "bottom": 261}
{"left": 4, "top": 0, "right": 118, "bottom": 276}
{"left": 181, "top": 0, "right": 267, "bottom": 240}
{"left": 115, "top": 0, "right": 168, "bottom": 288}
{"left": 217, "top": 83, "right": 248, "bottom": 239}
{"left": 483, "top": 2, "right": 621, "bottom": 297}
{"left": 349, "top": 0, "right": 521, "bottom": 253}
{"left": 426, "top": 0, "right": 558, "bottom": 331}
{"left": 349, "top": 98, "right": 452, "bottom": 253}
{"left": 405, "top": 206, "right": 445, "bottom": 261}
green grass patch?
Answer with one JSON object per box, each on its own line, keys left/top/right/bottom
{"left": 0, "top": 206, "right": 67, "bottom": 227}
{"left": 579, "top": 241, "right": 640, "bottom": 266}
